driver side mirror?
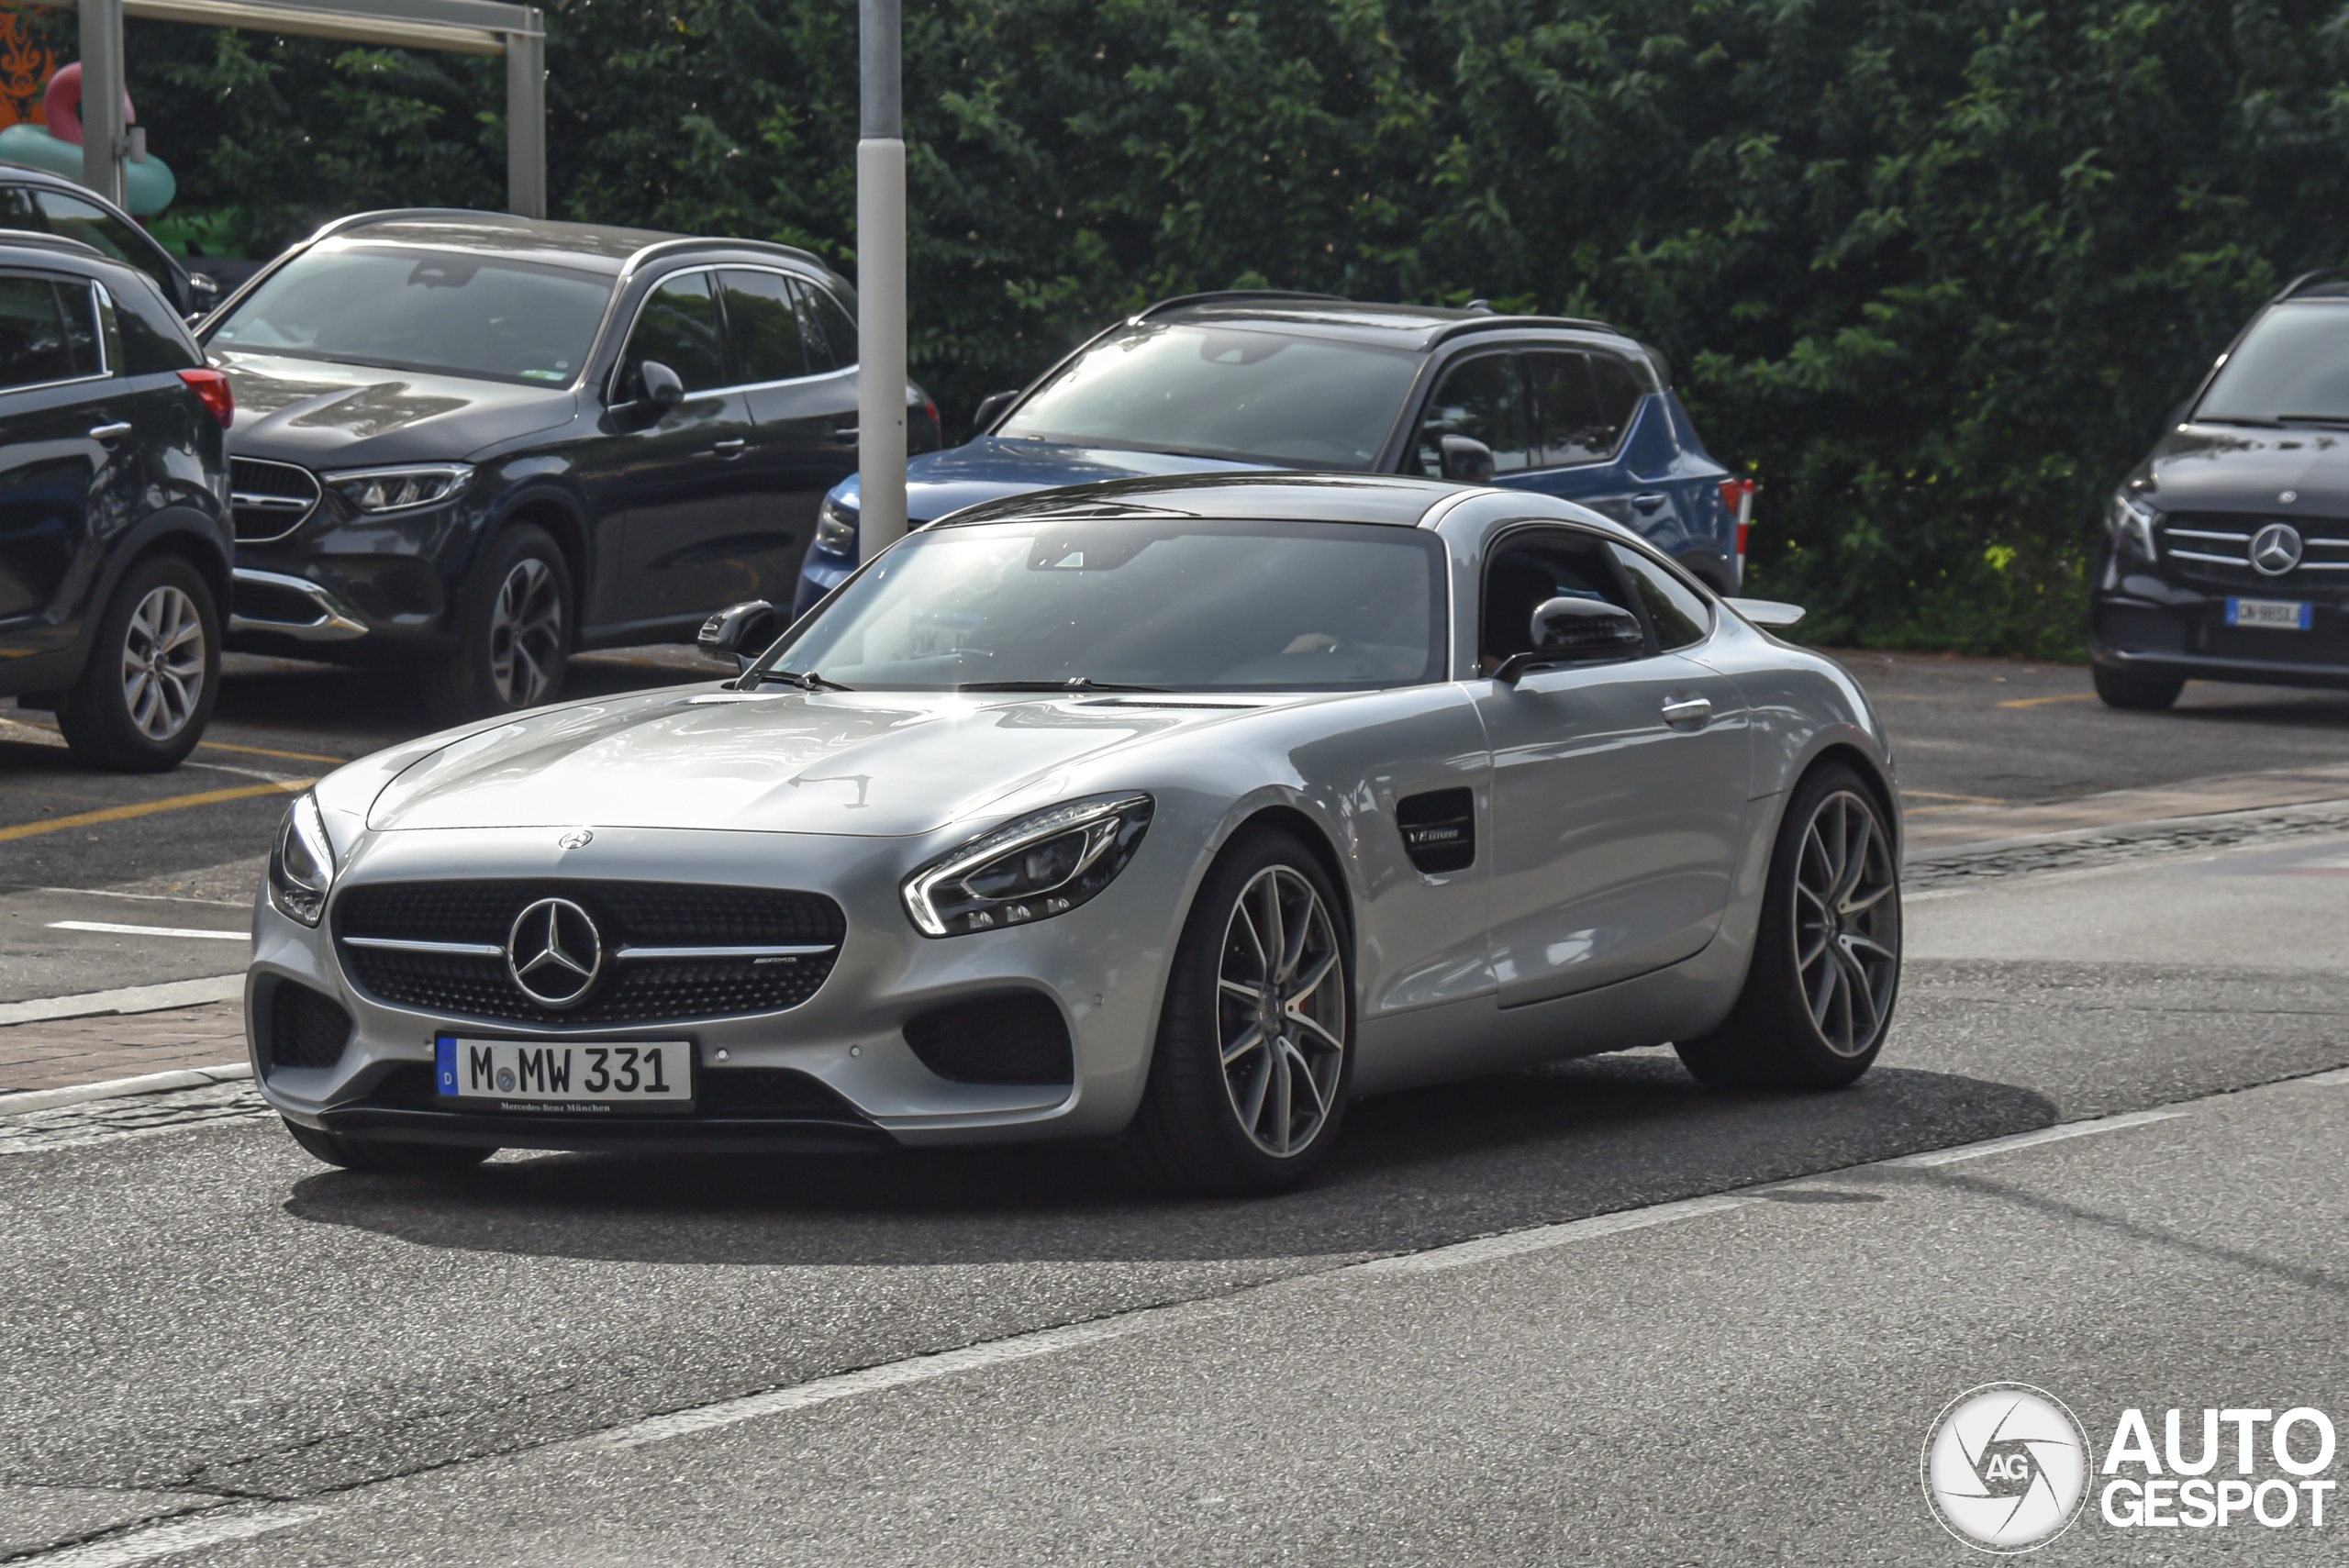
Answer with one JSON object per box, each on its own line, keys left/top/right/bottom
{"left": 1440, "top": 434, "right": 1496, "bottom": 485}
{"left": 697, "top": 599, "right": 778, "bottom": 673}
{"left": 1494, "top": 596, "right": 1645, "bottom": 684}
{"left": 637, "top": 360, "right": 685, "bottom": 416}
{"left": 185, "top": 272, "right": 219, "bottom": 321}
{"left": 973, "top": 389, "right": 1020, "bottom": 434}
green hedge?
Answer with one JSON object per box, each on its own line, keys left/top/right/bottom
{"left": 96, "top": 1, "right": 2349, "bottom": 655}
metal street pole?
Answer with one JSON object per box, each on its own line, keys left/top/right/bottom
{"left": 79, "top": 0, "right": 127, "bottom": 205}
{"left": 856, "top": 0, "right": 907, "bottom": 554}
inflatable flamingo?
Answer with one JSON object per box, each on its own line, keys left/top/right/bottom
{"left": 0, "top": 61, "right": 176, "bottom": 215}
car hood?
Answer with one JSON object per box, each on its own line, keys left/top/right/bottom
{"left": 830, "top": 435, "right": 1272, "bottom": 521}
{"left": 2142, "top": 424, "right": 2349, "bottom": 512}
{"left": 362, "top": 684, "right": 1261, "bottom": 837}
{"left": 210, "top": 349, "right": 577, "bottom": 466}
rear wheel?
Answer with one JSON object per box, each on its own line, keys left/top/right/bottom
{"left": 1122, "top": 829, "right": 1353, "bottom": 1195}
{"left": 281, "top": 1118, "right": 495, "bottom": 1173}
{"left": 2092, "top": 663, "right": 2184, "bottom": 710}
{"left": 1675, "top": 764, "right": 1901, "bottom": 1089}
{"left": 56, "top": 554, "right": 219, "bottom": 773}
{"left": 424, "top": 524, "right": 570, "bottom": 721}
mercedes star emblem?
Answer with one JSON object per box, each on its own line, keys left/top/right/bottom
{"left": 2250, "top": 521, "right": 2304, "bottom": 577}
{"left": 557, "top": 827, "right": 594, "bottom": 851}
{"left": 2279, "top": 490, "right": 2298, "bottom": 504}
{"left": 506, "top": 896, "right": 603, "bottom": 1007}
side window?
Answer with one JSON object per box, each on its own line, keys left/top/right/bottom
{"left": 1609, "top": 543, "right": 1712, "bottom": 651}
{"left": 33, "top": 190, "right": 174, "bottom": 303}
{"left": 100, "top": 277, "right": 197, "bottom": 374}
{"left": 1479, "top": 528, "right": 1642, "bottom": 673}
{"left": 57, "top": 281, "right": 101, "bottom": 375}
{"left": 0, "top": 275, "right": 75, "bottom": 388}
{"left": 794, "top": 281, "right": 858, "bottom": 371}
{"left": 1586, "top": 353, "right": 1645, "bottom": 453}
{"left": 1415, "top": 353, "right": 1531, "bottom": 476}
{"left": 0, "top": 186, "right": 38, "bottom": 226}
{"left": 618, "top": 271, "right": 726, "bottom": 396}
{"left": 718, "top": 269, "right": 807, "bottom": 384}
{"left": 1527, "top": 350, "right": 1611, "bottom": 466}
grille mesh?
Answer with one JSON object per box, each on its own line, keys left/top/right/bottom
{"left": 335, "top": 880, "right": 845, "bottom": 1026}
{"left": 270, "top": 983, "right": 353, "bottom": 1069}
{"left": 229, "top": 457, "right": 321, "bottom": 542}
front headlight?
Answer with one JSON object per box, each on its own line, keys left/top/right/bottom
{"left": 815, "top": 496, "right": 858, "bottom": 557}
{"left": 324, "top": 462, "right": 474, "bottom": 515}
{"left": 2109, "top": 490, "right": 2159, "bottom": 562}
{"left": 904, "top": 793, "right": 1154, "bottom": 937}
{"left": 268, "top": 792, "right": 337, "bottom": 926}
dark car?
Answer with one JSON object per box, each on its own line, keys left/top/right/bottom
{"left": 0, "top": 161, "right": 218, "bottom": 320}
{"left": 199, "top": 209, "right": 940, "bottom": 718}
{"left": 2092, "top": 270, "right": 2349, "bottom": 708}
{"left": 796, "top": 292, "right": 1749, "bottom": 614}
{"left": 0, "top": 230, "right": 234, "bottom": 769}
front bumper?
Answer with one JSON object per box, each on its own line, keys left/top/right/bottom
{"left": 248, "top": 821, "right": 1182, "bottom": 1151}
{"left": 2091, "top": 573, "right": 2349, "bottom": 690}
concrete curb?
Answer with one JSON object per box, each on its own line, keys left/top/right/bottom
{"left": 0, "top": 1062, "right": 252, "bottom": 1117}
{"left": 0, "top": 973, "right": 244, "bottom": 1029}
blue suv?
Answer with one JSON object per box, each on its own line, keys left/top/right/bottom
{"left": 797, "top": 291, "right": 1747, "bottom": 614}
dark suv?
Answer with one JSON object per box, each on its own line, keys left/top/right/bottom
{"left": 0, "top": 231, "right": 234, "bottom": 769}
{"left": 200, "top": 209, "right": 939, "bottom": 717}
{"left": 797, "top": 292, "right": 1746, "bottom": 613}
{"left": 2093, "top": 271, "right": 2349, "bottom": 707}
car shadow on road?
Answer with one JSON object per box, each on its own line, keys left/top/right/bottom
{"left": 282, "top": 1054, "right": 2054, "bottom": 1267}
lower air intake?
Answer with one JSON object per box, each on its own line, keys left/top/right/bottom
{"left": 270, "top": 983, "right": 353, "bottom": 1069}
{"left": 902, "top": 993, "right": 1074, "bottom": 1085}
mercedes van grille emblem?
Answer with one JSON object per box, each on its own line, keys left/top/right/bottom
{"left": 507, "top": 896, "right": 603, "bottom": 1007}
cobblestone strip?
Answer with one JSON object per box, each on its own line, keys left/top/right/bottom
{"left": 1906, "top": 798, "right": 2349, "bottom": 890}
{"left": 0, "top": 1079, "right": 272, "bottom": 1157}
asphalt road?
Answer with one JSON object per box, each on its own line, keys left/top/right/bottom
{"left": 3, "top": 813, "right": 2347, "bottom": 1562}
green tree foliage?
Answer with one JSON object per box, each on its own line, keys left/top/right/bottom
{"left": 101, "top": 0, "right": 2349, "bottom": 654}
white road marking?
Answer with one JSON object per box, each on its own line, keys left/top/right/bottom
{"left": 47, "top": 921, "right": 249, "bottom": 941}
{"left": 1882, "top": 1108, "right": 2186, "bottom": 1168}
{"left": 1354, "top": 1194, "right": 1759, "bottom": 1275}
{"left": 0, "top": 973, "right": 243, "bottom": 1027}
{"left": 36, "top": 884, "right": 246, "bottom": 908}
{"left": 25, "top": 1506, "right": 325, "bottom": 1568}
{"left": 2297, "top": 1065, "right": 2349, "bottom": 1086}
{"left": 0, "top": 1063, "right": 250, "bottom": 1118}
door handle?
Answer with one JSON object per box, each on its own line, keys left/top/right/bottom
{"left": 88, "top": 421, "right": 132, "bottom": 441}
{"left": 833, "top": 424, "right": 859, "bottom": 444}
{"left": 709, "top": 438, "right": 747, "bottom": 459}
{"left": 1631, "top": 492, "right": 1669, "bottom": 514}
{"left": 1660, "top": 695, "right": 1711, "bottom": 727}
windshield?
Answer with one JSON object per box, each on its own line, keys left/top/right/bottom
{"left": 769, "top": 517, "right": 1445, "bottom": 691}
{"left": 996, "top": 322, "right": 1421, "bottom": 467}
{"left": 2198, "top": 302, "right": 2349, "bottom": 424}
{"left": 207, "top": 244, "right": 611, "bottom": 386}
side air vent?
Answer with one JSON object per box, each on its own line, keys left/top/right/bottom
{"left": 1396, "top": 787, "right": 1475, "bottom": 873}
{"left": 902, "top": 993, "right": 1074, "bottom": 1085}
{"left": 269, "top": 982, "right": 353, "bottom": 1070}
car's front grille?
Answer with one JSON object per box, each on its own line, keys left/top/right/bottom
{"left": 2158, "top": 513, "right": 2349, "bottom": 588}
{"left": 230, "top": 458, "right": 321, "bottom": 542}
{"left": 334, "top": 880, "right": 846, "bottom": 1027}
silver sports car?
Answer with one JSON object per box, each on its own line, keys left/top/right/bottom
{"left": 250, "top": 473, "right": 1901, "bottom": 1194}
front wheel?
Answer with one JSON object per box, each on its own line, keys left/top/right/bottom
{"left": 2092, "top": 663, "right": 2184, "bottom": 710}
{"left": 1675, "top": 765, "right": 1901, "bottom": 1089}
{"left": 1122, "top": 830, "right": 1353, "bottom": 1195}
{"left": 424, "top": 525, "right": 571, "bottom": 721}
{"left": 56, "top": 553, "right": 220, "bottom": 773}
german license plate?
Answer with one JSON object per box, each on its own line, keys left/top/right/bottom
{"left": 435, "top": 1036, "right": 693, "bottom": 1113}
{"left": 2226, "top": 597, "right": 2311, "bottom": 629}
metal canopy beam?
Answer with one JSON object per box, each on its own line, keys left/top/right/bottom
{"left": 57, "top": 0, "right": 545, "bottom": 216}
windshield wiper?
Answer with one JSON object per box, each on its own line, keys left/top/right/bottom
{"left": 958, "top": 677, "right": 1170, "bottom": 694}
{"left": 2197, "top": 416, "right": 2286, "bottom": 428}
{"left": 740, "top": 667, "right": 854, "bottom": 693}
{"left": 2277, "top": 414, "right": 2349, "bottom": 428}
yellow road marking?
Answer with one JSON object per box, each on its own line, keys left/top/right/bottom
{"left": 1996, "top": 691, "right": 2099, "bottom": 709}
{"left": 0, "top": 779, "right": 313, "bottom": 843}
{"left": 1, "top": 716, "right": 350, "bottom": 766}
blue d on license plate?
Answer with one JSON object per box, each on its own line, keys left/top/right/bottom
{"left": 436, "top": 1036, "right": 694, "bottom": 1112}
{"left": 2226, "top": 597, "right": 2311, "bottom": 629}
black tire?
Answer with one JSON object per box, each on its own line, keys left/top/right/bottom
{"left": 423, "top": 524, "right": 571, "bottom": 722}
{"left": 1675, "top": 764, "right": 1901, "bottom": 1090}
{"left": 1121, "top": 828, "right": 1353, "bottom": 1195}
{"left": 281, "top": 1117, "right": 495, "bottom": 1173}
{"left": 2092, "top": 663, "right": 2184, "bottom": 711}
{"left": 55, "top": 553, "right": 220, "bottom": 773}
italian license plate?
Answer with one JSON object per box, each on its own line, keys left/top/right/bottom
{"left": 435, "top": 1036, "right": 694, "bottom": 1113}
{"left": 2226, "top": 597, "right": 2311, "bottom": 629}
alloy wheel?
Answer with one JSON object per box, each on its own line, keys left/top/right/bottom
{"left": 487, "top": 557, "right": 563, "bottom": 707}
{"left": 1215, "top": 864, "right": 1345, "bottom": 1157}
{"left": 119, "top": 584, "right": 206, "bottom": 742}
{"left": 1792, "top": 789, "right": 1899, "bottom": 1056}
